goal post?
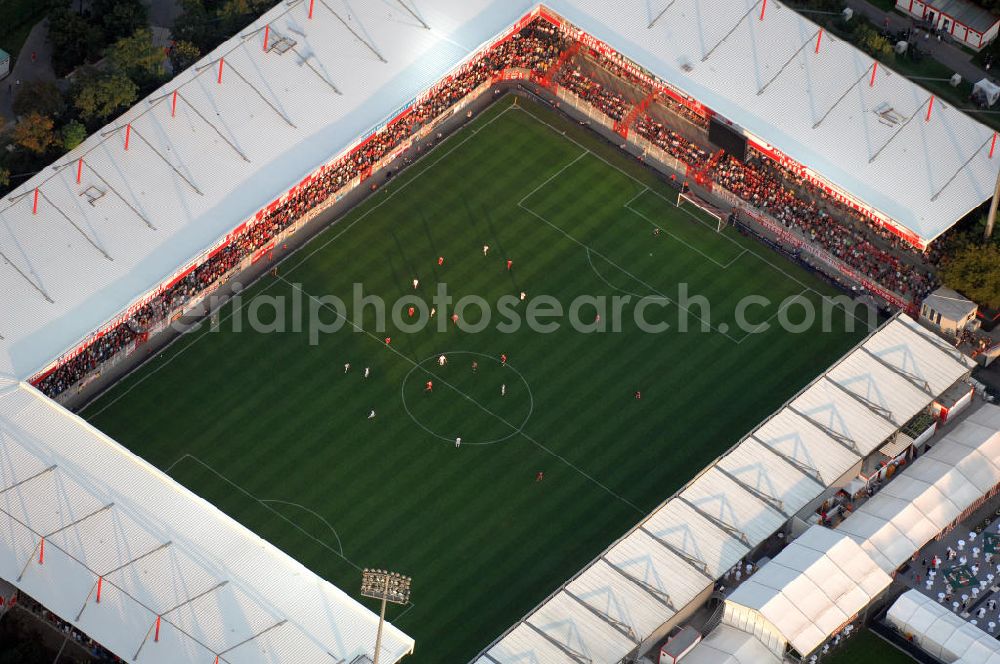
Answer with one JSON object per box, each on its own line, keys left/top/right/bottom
{"left": 676, "top": 191, "right": 728, "bottom": 233}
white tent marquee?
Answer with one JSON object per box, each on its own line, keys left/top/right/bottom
{"left": 477, "top": 316, "right": 971, "bottom": 664}
{"left": 0, "top": 377, "right": 414, "bottom": 664}
{"left": 681, "top": 625, "right": 780, "bottom": 664}
{"left": 888, "top": 589, "right": 1000, "bottom": 663}
{"left": 724, "top": 525, "right": 891, "bottom": 657}
{"left": 838, "top": 404, "right": 1000, "bottom": 573}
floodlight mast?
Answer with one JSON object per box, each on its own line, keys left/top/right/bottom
{"left": 360, "top": 568, "right": 412, "bottom": 664}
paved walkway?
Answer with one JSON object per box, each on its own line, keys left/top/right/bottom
{"left": 0, "top": 19, "right": 56, "bottom": 124}
{"left": 844, "top": 0, "right": 992, "bottom": 84}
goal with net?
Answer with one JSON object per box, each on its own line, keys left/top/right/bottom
{"left": 676, "top": 191, "right": 728, "bottom": 233}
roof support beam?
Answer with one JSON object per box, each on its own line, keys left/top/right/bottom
{"left": 288, "top": 45, "right": 343, "bottom": 95}
{"left": 869, "top": 95, "right": 934, "bottom": 163}
{"left": 824, "top": 375, "right": 897, "bottom": 425}
{"left": 129, "top": 126, "right": 205, "bottom": 196}
{"left": 750, "top": 435, "right": 825, "bottom": 486}
{"left": 648, "top": 0, "right": 679, "bottom": 29}
{"left": 395, "top": 0, "right": 429, "bottom": 29}
{"left": 859, "top": 347, "right": 934, "bottom": 396}
{"left": 174, "top": 91, "right": 251, "bottom": 163}
{"left": 639, "top": 526, "right": 713, "bottom": 579}
{"left": 82, "top": 162, "right": 158, "bottom": 230}
{"left": 788, "top": 406, "right": 860, "bottom": 455}
{"left": 0, "top": 464, "right": 57, "bottom": 493}
{"left": 702, "top": 0, "right": 764, "bottom": 62}
{"left": 715, "top": 466, "right": 788, "bottom": 517}
{"left": 677, "top": 495, "right": 751, "bottom": 546}
{"left": 44, "top": 503, "right": 114, "bottom": 539}
{"left": 217, "top": 619, "right": 288, "bottom": 656}
{"left": 813, "top": 63, "right": 876, "bottom": 129}
{"left": 317, "top": 0, "right": 388, "bottom": 63}
{"left": 758, "top": 29, "right": 821, "bottom": 96}
{"left": 224, "top": 62, "right": 298, "bottom": 129}
{"left": 37, "top": 190, "right": 113, "bottom": 261}
{"left": 523, "top": 620, "right": 590, "bottom": 664}
{"left": 0, "top": 250, "right": 55, "bottom": 303}
{"left": 600, "top": 556, "right": 675, "bottom": 611}
{"left": 76, "top": 541, "right": 173, "bottom": 620}
{"left": 565, "top": 589, "right": 638, "bottom": 643}
{"left": 931, "top": 132, "right": 996, "bottom": 202}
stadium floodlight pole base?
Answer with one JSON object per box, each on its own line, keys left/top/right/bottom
{"left": 361, "top": 568, "right": 412, "bottom": 664}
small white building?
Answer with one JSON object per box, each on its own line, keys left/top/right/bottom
{"left": 0, "top": 49, "right": 10, "bottom": 80}
{"left": 920, "top": 287, "right": 978, "bottom": 338}
{"left": 896, "top": 0, "right": 1000, "bottom": 50}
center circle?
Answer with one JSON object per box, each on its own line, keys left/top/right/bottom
{"left": 401, "top": 351, "right": 533, "bottom": 446}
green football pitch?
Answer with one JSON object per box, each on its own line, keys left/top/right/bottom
{"left": 83, "top": 96, "right": 872, "bottom": 663}
{"left": 822, "top": 629, "right": 916, "bottom": 664}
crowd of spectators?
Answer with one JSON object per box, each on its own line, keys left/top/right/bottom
{"left": 711, "top": 153, "right": 936, "bottom": 299}
{"left": 556, "top": 66, "right": 630, "bottom": 122}
{"left": 11, "top": 592, "right": 122, "bottom": 662}
{"left": 35, "top": 19, "right": 571, "bottom": 399}
{"left": 628, "top": 106, "right": 937, "bottom": 300}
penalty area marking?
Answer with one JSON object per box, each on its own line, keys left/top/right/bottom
{"left": 164, "top": 453, "right": 351, "bottom": 563}
{"left": 511, "top": 104, "right": 877, "bottom": 333}
{"left": 401, "top": 350, "right": 534, "bottom": 446}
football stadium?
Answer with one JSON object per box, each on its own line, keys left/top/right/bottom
{"left": 1, "top": 1, "right": 1000, "bottom": 663}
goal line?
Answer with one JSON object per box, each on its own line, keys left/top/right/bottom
{"left": 677, "top": 191, "right": 728, "bottom": 233}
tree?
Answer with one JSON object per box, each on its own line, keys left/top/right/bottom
{"left": 13, "top": 113, "right": 58, "bottom": 155}
{"left": 939, "top": 243, "right": 1000, "bottom": 309}
{"left": 0, "top": 167, "right": 9, "bottom": 188}
{"left": 92, "top": 0, "right": 149, "bottom": 42}
{"left": 62, "top": 119, "right": 87, "bottom": 151}
{"left": 12, "top": 81, "right": 66, "bottom": 119}
{"left": 169, "top": 39, "right": 202, "bottom": 73}
{"left": 108, "top": 28, "right": 166, "bottom": 83}
{"left": 73, "top": 71, "right": 138, "bottom": 122}
{"left": 48, "top": 8, "right": 107, "bottom": 76}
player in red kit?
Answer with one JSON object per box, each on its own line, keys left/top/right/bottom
{"left": 500, "top": 353, "right": 507, "bottom": 366}
{"left": 425, "top": 380, "right": 433, "bottom": 392}
{"left": 408, "top": 306, "right": 415, "bottom": 318}
{"left": 438, "top": 256, "right": 444, "bottom": 266}
{"left": 506, "top": 259, "right": 512, "bottom": 271}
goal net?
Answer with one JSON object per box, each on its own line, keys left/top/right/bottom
{"left": 677, "top": 191, "right": 728, "bottom": 233}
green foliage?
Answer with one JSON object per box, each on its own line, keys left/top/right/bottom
{"left": 168, "top": 39, "right": 201, "bottom": 73}
{"left": 107, "top": 28, "right": 166, "bottom": 84}
{"left": 47, "top": 8, "right": 106, "bottom": 76}
{"left": 12, "top": 80, "right": 66, "bottom": 119}
{"left": 12, "top": 112, "right": 57, "bottom": 154}
{"left": 939, "top": 242, "right": 1000, "bottom": 308}
{"left": 73, "top": 70, "right": 138, "bottom": 122}
{"left": 62, "top": 119, "right": 87, "bottom": 151}
{"left": 0, "top": 167, "right": 9, "bottom": 188}
{"left": 174, "top": 0, "right": 278, "bottom": 51}
{"left": 855, "top": 23, "right": 894, "bottom": 58}
{"left": 92, "top": 0, "right": 149, "bottom": 42}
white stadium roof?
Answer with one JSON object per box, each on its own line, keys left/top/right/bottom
{"left": 544, "top": 0, "right": 999, "bottom": 247}
{"left": 476, "top": 316, "right": 972, "bottom": 664}
{"left": 888, "top": 589, "right": 1000, "bottom": 664}
{"left": 725, "top": 525, "right": 892, "bottom": 656}
{"left": 0, "top": 377, "right": 414, "bottom": 664}
{"left": 838, "top": 403, "right": 1000, "bottom": 573}
{"left": 1, "top": 0, "right": 996, "bottom": 383}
